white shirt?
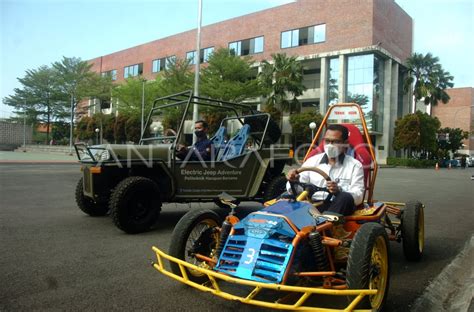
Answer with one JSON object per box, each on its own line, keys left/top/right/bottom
{"left": 286, "top": 153, "right": 365, "bottom": 205}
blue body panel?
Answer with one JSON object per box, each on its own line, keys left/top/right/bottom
{"left": 215, "top": 200, "right": 327, "bottom": 284}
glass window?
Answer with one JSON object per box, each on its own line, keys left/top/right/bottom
{"left": 229, "top": 41, "right": 241, "bottom": 55}
{"left": 186, "top": 51, "right": 196, "bottom": 65}
{"left": 124, "top": 64, "right": 142, "bottom": 78}
{"left": 152, "top": 59, "right": 160, "bottom": 72}
{"left": 229, "top": 37, "right": 263, "bottom": 56}
{"left": 291, "top": 29, "right": 299, "bottom": 47}
{"left": 165, "top": 56, "right": 176, "bottom": 69}
{"left": 253, "top": 36, "right": 264, "bottom": 53}
{"left": 281, "top": 24, "right": 325, "bottom": 48}
{"left": 327, "top": 58, "right": 339, "bottom": 106}
{"left": 281, "top": 31, "right": 292, "bottom": 49}
{"left": 201, "top": 47, "right": 214, "bottom": 63}
{"left": 101, "top": 69, "right": 117, "bottom": 81}
{"left": 313, "top": 24, "right": 326, "bottom": 43}
{"left": 346, "top": 54, "right": 384, "bottom": 132}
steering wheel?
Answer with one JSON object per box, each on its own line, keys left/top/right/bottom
{"left": 289, "top": 166, "right": 332, "bottom": 202}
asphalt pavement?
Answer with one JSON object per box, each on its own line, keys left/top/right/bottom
{"left": 0, "top": 153, "right": 473, "bottom": 311}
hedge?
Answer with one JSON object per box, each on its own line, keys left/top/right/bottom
{"left": 386, "top": 157, "right": 438, "bottom": 168}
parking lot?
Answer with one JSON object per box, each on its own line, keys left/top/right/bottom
{"left": 1, "top": 163, "right": 473, "bottom": 311}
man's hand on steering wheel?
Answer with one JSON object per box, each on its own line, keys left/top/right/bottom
{"left": 326, "top": 181, "right": 340, "bottom": 194}
{"left": 286, "top": 166, "right": 335, "bottom": 200}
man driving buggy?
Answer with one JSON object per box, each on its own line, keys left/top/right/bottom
{"left": 286, "top": 124, "right": 365, "bottom": 216}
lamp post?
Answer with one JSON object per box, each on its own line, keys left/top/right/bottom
{"left": 309, "top": 122, "right": 317, "bottom": 139}
{"left": 95, "top": 128, "right": 100, "bottom": 145}
{"left": 23, "top": 99, "right": 27, "bottom": 151}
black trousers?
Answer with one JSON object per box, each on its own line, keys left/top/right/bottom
{"left": 320, "top": 192, "right": 355, "bottom": 216}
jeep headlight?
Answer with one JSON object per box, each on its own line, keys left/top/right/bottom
{"left": 94, "top": 150, "right": 110, "bottom": 161}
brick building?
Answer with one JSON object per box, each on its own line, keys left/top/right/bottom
{"left": 431, "top": 87, "right": 474, "bottom": 156}
{"left": 85, "top": 0, "right": 414, "bottom": 163}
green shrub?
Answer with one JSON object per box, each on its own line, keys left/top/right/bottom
{"left": 386, "top": 157, "right": 437, "bottom": 168}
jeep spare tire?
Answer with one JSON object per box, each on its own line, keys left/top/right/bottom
{"left": 109, "top": 176, "right": 162, "bottom": 234}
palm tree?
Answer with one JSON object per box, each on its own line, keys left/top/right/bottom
{"left": 403, "top": 52, "right": 454, "bottom": 114}
{"left": 259, "top": 53, "right": 306, "bottom": 113}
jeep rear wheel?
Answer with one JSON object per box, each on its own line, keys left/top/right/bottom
{"left": 75, "top": 177, "right": 108, "bottom": 216}
{"left": 169, "top": 209, "right": 222, "bottom": 284}
{"left": 109, "top": 176, "right": 161, "bottom": 234}
{"left": 263, "top": 175, "right": 288, "bottom": 202}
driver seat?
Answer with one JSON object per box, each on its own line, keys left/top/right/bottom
{"left": 306, "top": 123, "right": 373, "bottom": 203}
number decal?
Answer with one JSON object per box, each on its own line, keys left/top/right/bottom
{"left": 244, "top": 248, "right": 256, "bottom": 264}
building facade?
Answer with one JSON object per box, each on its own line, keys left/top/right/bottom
{"left": 431, "top": 87, "right": 474, "bottom": 156}
{"left": 85, "top": 0, "right": 413, "bottom": 163}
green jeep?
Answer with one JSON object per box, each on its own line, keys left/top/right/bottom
{"left": 74, "top": 91, "right": 290, "bottom": 234}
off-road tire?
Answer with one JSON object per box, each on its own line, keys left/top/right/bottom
{"left": 401, "top": 201, "right": 424, "bottom": 261}
{"left": 263, "top": 175, "right": 288, "bottom": 202}
{"left": 347, "top": 222, "right": 390, "bottom": 311}
{"left": 75, "top": 177, "right": 108, "bottom": 216}
{"left": 169, "top": 209, "right": 222, "bottom": 284}
{"left": 109, "top": 176, "right": 161, "bottom": 234}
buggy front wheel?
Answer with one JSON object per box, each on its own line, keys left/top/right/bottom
{"left": 168, "top": 209, "right": 222, "bottom": 284}
{"left": 346, "top": 222, "right": 390, "bottom": 311}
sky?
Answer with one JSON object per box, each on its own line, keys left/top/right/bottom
{"left": 1, "top": 0, "right": 473, "bottom": 118}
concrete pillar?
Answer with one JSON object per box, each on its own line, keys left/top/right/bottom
{"left": 338, "top": 54, "right": 346, "bottom": 103}
{"left": 319, "top": 57, "right": 328, "bottom": 115}
{"left": 379, "top": 58, "right": 392, "bottom": 164}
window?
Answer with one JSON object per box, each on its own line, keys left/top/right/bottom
{"left": 186, "top": 51, "right": 196, "bottom": 65}
{"left": 281, "top": 24, "right": 326, "bottom": 48}
{"left": 346, "top": 54, "right": 384, "bottom": 132}
{"left": 152, "top": 59, "right": 163, "bottom": 73}
{"left": 327, "top": 58, "right": 339, "bottom": 106}
{"left": 124, "top": 63, "right": 143, "bottom": 78}
{"left": 101, "top": 69, "right": 117, "bottom": 81}
{"left": 152, "top": 56, "right": 176, "bottom": 72}
{"left": 228, "top": 36, "right": 264, "bottom": 56}
{"left": 165, "top": 56, "right": 176, "bottom": 69}
{"left": 186, "top": 47, "right": 214, "bottom": 65}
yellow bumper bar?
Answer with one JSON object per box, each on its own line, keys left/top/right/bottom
{"left": 152, "top": 246, "right": 377, "bottom": 312}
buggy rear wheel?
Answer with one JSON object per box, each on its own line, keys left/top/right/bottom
{"left": 75, "top": 177, "right": 109, "bottom": 216}
{"left": 346, "top": 222, "right": 390, "bottom": 311}
{"left": 401, "top": 201, "right": 424, "bottom": 261}
{"left": 169, "top": 209, "right": 222, "bottom": 284}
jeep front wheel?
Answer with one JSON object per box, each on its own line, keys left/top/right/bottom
{"left": 75, "top": 177, "right": 108, "bottom": 216}
{"left": 109, "top": 176, "right": 162, "bottom": 234}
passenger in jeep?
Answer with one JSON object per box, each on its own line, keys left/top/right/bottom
{"left": 176, "top": 120, "right": 214, "bottom": 161}
{"left": 286, "top": 124, "right": 364, "bottom": 216}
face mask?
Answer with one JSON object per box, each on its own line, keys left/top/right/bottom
{"left": 194, "top": 130, "right": 205, "bottom": 138}
{"left": 324, "top": 144, "right": 342, "bottom": 159}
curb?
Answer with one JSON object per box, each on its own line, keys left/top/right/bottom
{"left": 412, "top": 235, "right": 474, "bottom": 312}
{"left": 0, "top": 160, "right": 78, "bottom": 164}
